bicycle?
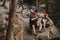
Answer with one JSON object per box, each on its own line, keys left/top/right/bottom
{"left": 16, "top": 1, "right": 33, "bottom": 18}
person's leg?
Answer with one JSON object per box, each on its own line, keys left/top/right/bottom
{"left": 32, "top": 25, "right": 36, "bottom": 34}
{"left": 39, "top": 23, "right": 42, "bottom": 31}
{"left": 43, "top": 21, "right": 46, "bottom": 29}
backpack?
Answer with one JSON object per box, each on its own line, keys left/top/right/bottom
{"left": 44, "top": 18, "right": 50, "bottom": 28}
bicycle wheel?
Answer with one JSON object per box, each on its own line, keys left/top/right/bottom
{"left": 16, "top": 3, "right": 34, "bottom": 18}
{"left": 16, "top": 4, "right": 23, "bottom": 13}
{"left": 21, "top": 7, "right": 31, "bottom": 18}
{"left": 16, "top": 3, "right": 30, "bottom": 18}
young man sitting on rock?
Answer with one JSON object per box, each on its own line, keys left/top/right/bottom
{"left": 30, "top": 10, "right": 38, "bottom": 35}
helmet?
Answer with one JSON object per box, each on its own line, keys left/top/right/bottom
{"left": 44, "top": 13, "right": 48, "bottom": 17}
{"left": 33, "top": 12, "right": 37, "bottom": 15}
{"left": 34, "top": 9, "right": 37, "bottom": 12}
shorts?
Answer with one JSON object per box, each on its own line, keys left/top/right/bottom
{"left": 30, "top": 21, "right": 37, "bottom": 29}
{"left": 45, "top": 24, "right": 50, "bottom": 28}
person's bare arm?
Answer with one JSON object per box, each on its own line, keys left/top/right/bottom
{"left": 31, "top": 16, "right": 38, "bottom": 20}
{"left": 47, "top": 18, "right": 54, "bottom": 24}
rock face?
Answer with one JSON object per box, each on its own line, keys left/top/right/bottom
{"left": 15, "top": 14, "right": 60, "bottom": 40}
{"left": 13, "top": 20, "right": 60, "bottom": 40}
{"left": 0, "top": 1, "right": 60, "bottom": 40}
{"left": 21, "top": 20, "right": 60, "bottom": 40}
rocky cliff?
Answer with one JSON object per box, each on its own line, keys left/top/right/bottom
{"left": 0, "top": 1, "right": 60, "bottom": 40}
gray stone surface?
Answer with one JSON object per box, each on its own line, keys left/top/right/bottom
{"left": 0, "top": 1, "right": 60, "bottom": 40}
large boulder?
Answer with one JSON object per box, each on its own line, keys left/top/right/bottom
{"left": 0, "top": 1, "right": 60, "bottom": 40}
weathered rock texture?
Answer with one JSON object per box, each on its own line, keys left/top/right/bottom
{"left": 0, "top": 1, "right": 60, "bottom": 40}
